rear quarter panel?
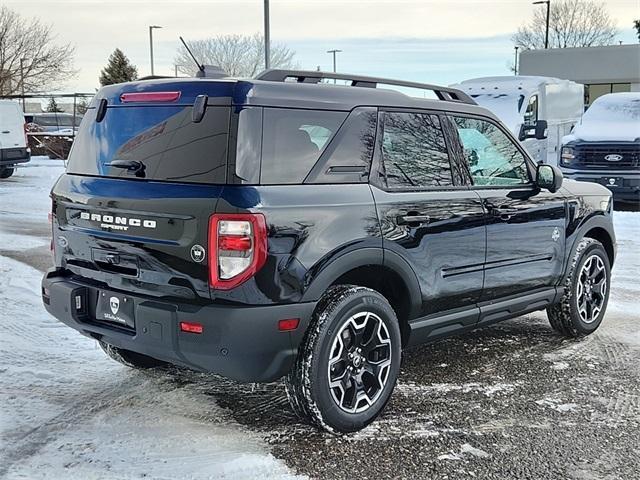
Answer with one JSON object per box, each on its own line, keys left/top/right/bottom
{"left": 213, "top": 183, "right": 381, "bottom": 305}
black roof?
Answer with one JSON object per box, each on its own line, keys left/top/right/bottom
{"left": 92, "top": 69, "right": 499, "bottom": 121}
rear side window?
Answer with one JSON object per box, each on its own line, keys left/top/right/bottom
{"left": 67, "top": 106, "right": 230, "bottom": 184}
{"left": 260, "top": 108, "right": 346, "bottom": 184}
{"left": 381, "top": 111, "right": 453, "bottom": 188}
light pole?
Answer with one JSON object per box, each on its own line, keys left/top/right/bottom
{"left": 533, "top": 1, "right": 550, "bottom": 49}
{"left": 149, "top": 25, "right": 162, "bottom": 76}
{"left": 264, "top": 0, "right": 271, "bottom": 70}
{"left": 19, "top": 58, "right": 27, "bottom": 111}
{"left": 327, "top": 49, "right": 342, "bottom": 73}
{"left": 514, "top": 46, "right": 519, "bottom": 75}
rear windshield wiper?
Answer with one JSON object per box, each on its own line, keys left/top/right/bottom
{"left": 105, "top": 160, "right": 146, "bottom": 178}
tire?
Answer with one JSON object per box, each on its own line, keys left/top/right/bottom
{"left": 285, "top": 285, "right": 402, "bottom": 433}
{"left": 98, "top": 340, "right": 168, "bottom": 369}
{"left": 0, "top": 168, "right": 15, "bottom": 179}
{"left": 547, "top": 238, "right": 611, "bottom": 337}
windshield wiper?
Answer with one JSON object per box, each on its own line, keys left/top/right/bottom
{"left": 105, "top": 160, "right": 146, "bottom": 178}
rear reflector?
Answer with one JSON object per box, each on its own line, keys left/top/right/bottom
{"left": 120, "top": 91, "right": 181, "bottom": 103}
{"left": 180, "top": 321, "right": 203, "bottom": 334}
{"left": 278, "top": 318, "right": 300, "bottom": 332}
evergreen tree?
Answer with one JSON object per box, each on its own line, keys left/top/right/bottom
{"left": 634, "top": 20, "right": 640, "bottom": 42}
{"left": 99, "top": 48, "right": 138, "bottom": 86}
{"left": 46, "top": 97, "right": 63, "bottom": 112}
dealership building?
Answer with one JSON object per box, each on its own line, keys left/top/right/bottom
{"left": 519, "top": 44, "right": 640, "bottom": 107}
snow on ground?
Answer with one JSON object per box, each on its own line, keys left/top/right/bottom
{"left": 0, "top": 159, "right": 302, "bottom": 479}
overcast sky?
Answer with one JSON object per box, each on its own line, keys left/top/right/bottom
{"left": 6, "top": 0, "right": 638, "bottom": 91}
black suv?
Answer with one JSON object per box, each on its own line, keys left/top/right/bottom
{"left": 42, "top": 70, "right": 616, "bottom": 433}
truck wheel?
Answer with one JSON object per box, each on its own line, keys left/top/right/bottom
{"left": 547, "top": 238, "right": 611, "bottom": 337}
{"left": 98, "top": 340, "right": 168, "bottom": 369}
{"left": 285, "top": 285, "right": 401, "bottom": 433}
{"left": 0, "top": 168, "right": 15, "bottom": 179}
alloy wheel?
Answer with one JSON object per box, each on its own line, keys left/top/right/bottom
{"left": 327, "top": 311, "right": 392, "bottom": 414}
{"left": 576, "top": 254, "right": 607, "bottom": 324}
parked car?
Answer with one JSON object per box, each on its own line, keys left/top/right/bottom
{"left": 42, "top": 70, "right": 616, "bottom": 433}
{"left": 451, "top": 76, "right": 584, "bottom": 165}
{"left": 0, "top": 100, "right": 31, "bottom": 178}
{"left": 559, "top": 92, "right": 640, "bottom": 206}
{"left": 24, "top": 113, "right": 81, "bottom": 160}
{"left": 24, "top": 112, "right": 83, "bottom": 133}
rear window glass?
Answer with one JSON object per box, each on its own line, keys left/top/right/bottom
{"left": 260, "top": 108, "right": 347, "bottom": 184}
{"left": 67, "top": 106, "right": 230, "bottom": 184}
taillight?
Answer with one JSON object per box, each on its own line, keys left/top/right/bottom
{"left": 120, "top": 91, "right": 181, "bottom": 103}
{"left": 23, "top": 122, "right": 29, "bottom": 147}
{"left": 208, "top": 213, "right": 267, "bottom": 290}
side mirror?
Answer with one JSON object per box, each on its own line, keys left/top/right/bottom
{"left": 536, "top": 164, "right": 563, "bottom": 193}
{"left": 518, "top": 120, "right": 548, "bottom": 141}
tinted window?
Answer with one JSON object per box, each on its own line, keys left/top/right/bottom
{"left": 234, "top": 107, "right": 263, "bottom": 184}
{"left": 260, "top": 108, "right": 346, "bottom": 184}
{"left": 381, "top": 112, "right": 453, "bottom": 188}
{"left": 67, "top": 106, "right": 230, "bottom": 184}
{"left": 306, "top": 107, "right": 377, "bottom": 184}
{"left": 453, "top": 116, "right": 530, "bottom": 186}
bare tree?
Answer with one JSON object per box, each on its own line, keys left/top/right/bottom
{"left": 0, "top": 6, "right": 76, "bottom": 95}
{"left": 513, "top": 0, "right": 618, "bottom": 49}
{"left": 175, "top": 33, "right": 296, "bottom": 78}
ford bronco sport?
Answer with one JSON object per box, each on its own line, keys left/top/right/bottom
{"left": 42, "top": 70, "right": 616, "bottom": 433}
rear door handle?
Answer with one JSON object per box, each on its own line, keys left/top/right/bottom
{"left": 396, "top": 214, "right": 430, "bottom": 226}
{"left": 1, "top": 131, "right": 10, "bottom": 134}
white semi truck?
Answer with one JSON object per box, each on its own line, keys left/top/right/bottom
{"left": 451, "top": 76, "right": 584, "bottom": 165}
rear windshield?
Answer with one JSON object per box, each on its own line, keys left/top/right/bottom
{"left": 67, "top": 106, "right": 230, "bottom": 184}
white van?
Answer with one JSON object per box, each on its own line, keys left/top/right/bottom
{"left": 0, "top": 100, "right": 31, "bottom": 178}
{"left": 451, "top": 76, "right": 584, "bottom": 165}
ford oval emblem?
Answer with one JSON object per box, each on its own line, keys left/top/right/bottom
{"left": 604, "top": 154, "right": 623, "bottom": 162}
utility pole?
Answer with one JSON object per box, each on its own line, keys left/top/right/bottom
{"left": 327, "top": 49, "right": 342, "bottom": 73}
{"left": 264, "top": 0, "right": 271, "bottom": 70}
{"left": 19, "top": 58, "right": 27, "bottom": 111}
{"left": 514, "top": 46, "right": 519, "bottom": 75}
{"left": 149, "top": 25, "right": 162, "bottom": 75}
{"left": 533, "top": 1, "right": 551, "bottom": 49}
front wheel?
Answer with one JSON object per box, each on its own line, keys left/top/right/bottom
{"left": 285, "top": 285, "right": 402, "bottom": 433}
{"left": 547, "top": 238, "right": 611, "bottom": 337}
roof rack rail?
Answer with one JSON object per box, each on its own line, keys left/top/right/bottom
{"left": 255, "top": 69, "right": 476, "bottom": 105}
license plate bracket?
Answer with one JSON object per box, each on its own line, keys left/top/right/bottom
{"left": 601, "top": 177, "right": 623, "bottom": 188}
{"left": 96, "top": 291, "right": 135, "bottom": 328}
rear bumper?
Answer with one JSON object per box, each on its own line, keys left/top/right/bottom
{"left": 560, "top": 168, "right": 640, "bottom": 203}
{"left": 41, "top": 270, "right": 315, "bottom": 382}
{"left": 0, "top": 147, "right": 30, "bottom": 166}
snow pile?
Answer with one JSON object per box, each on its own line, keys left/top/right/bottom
{"left": 564, "top": 92, "right": 640, "bottom": 143}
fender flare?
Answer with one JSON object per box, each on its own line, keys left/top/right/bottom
{"left": 563, "top": 214, "right": 616, "bottom": 282}
{"left": 300, "top": 247, "right": 422, "bottom": 319}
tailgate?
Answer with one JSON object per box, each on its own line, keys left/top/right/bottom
{"left": 52, "top": 82, "right": 233, "bottom": 301}
{"left": 52, "top": 175, "right": 222, "bottom": 300}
